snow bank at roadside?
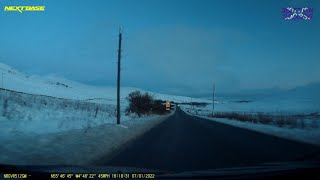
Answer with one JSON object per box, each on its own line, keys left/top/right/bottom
{"left": 180, "top": 106, "right": 320, "bottom": 146}
{"left": 0, "top": 112, "right": 173, "bottom": 165}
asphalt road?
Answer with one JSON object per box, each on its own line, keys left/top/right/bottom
{"left": 103, "top": 107, "right": 320, "bottom": 172}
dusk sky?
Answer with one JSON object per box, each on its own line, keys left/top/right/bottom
{"left": 0, "top": 0, "right": 319, "bottom": 96}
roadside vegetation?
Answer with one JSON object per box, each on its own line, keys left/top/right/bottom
{"left": 126, "top": 91, "right": 168, "bottom": 117}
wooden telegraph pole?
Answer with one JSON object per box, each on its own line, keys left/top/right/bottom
{"left": 212, "top": 83, "right": 215, "bottom": 117}
{"left": 117, "top": 28, "right": 122, "bottom": 125}
{"left": 1, "top": 72, "right": 3, "bottom": 89}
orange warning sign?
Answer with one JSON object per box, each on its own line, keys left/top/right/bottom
{"left": 166, "top": 101, "right": 170, "bottom": 108}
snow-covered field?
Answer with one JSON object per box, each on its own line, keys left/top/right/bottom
{"left": 200, "top": 87, "right": 320, "bottom": 114}
{"left": 0, "top": 88, "right": 118, "bottom": 136}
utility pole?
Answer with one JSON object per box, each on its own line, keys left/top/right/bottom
{"left": 212, "top": 83, "right": 215, "bottom": 117}
{"left": 1, "top": 72, "right": 3, "bottom": 89}
{"left": 116, "top": 27, "right": 122, "bottom": 125}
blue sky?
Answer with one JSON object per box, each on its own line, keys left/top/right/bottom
{"left": 0, "top": 0, "right": 319, "bottom": 96}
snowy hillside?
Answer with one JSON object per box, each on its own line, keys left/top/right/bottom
{"left": 0, "top": 63, "right": 141, "bottom": 105}
{"left": 0, "top": 63, "right": 209, "bottom": 104}
{"left": 208, "top": 82, "right": 320, "bottom": 114}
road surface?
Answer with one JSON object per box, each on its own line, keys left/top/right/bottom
{"left": 102, "top": 107, "right": 320, "bottom": 172}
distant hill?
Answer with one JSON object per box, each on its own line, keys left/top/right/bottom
{"left": 285, "top": 82, "right": 320, "bottom": 99}
{"left": 0, "top": 62, "right": 210, "bottom": 104}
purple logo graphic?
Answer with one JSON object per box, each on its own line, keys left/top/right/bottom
{"left": 282, "top": 7, "right": 313, "bottom": 20}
